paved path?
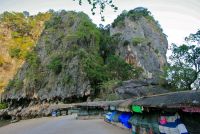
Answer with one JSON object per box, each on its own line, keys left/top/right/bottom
{"left": 0, "top": 115, "right": 130, "bottom": 134}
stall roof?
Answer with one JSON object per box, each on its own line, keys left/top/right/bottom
{"left": 131, "top": 90, "right": 200, "bottom": 108}
{"left": 52, "top": 91, "right": 200, "bottom": 110}
{"left": 74, "top": 100, "right": 125, "bottom": 107}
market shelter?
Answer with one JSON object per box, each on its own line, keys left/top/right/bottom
{"left": 103, "top": 91, "right": 200, "bottom": 134}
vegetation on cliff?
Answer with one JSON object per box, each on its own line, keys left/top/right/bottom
{"left": 0, "top": 11, "right": 52, "bottom": 93}
{"left": 2, "top": 10, "right": 143, "bottom": 101}
{"left": 112, "top": 7, "right": 163, "bottom": 33}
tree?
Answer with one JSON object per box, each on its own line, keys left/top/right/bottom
{"left": 106, "top": 55, "right": 142, "bottom": 80}
{"left": 73, "top": 0, "right": 118, "bottom": 21}
{"left": 165, "top": 30, "right": 200, "bottom": 90}
{"left": 185, "top": 29, "right": 200, "bottom": 44}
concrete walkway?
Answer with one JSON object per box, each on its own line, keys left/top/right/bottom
{"left": 0, "top": 115, "right": 130, "bottom": 134}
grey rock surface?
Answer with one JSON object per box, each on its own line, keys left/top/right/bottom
{"left": 3, "top": 11, "right": 92, "bottom": 101}
{"left": 116, "top": 79, "right": 169, "bottom": 99}
{"left": 111, "top": 17, "right": 168, "bottom": 80}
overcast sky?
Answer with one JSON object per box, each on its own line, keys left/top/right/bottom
{"left": 0, "top": 0, "right": 200, "bottom": 47}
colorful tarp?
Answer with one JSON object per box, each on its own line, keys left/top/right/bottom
{"left": 182, "top": 107, "right": 200, "bottom": 113}
{"left": 112, "top": 112, "right": 121, "bottom": 122}
{"left": 105, "top": 111, "right": 117, "bottom": 122}
{"left": 159, "top": 113, "right": 188, "bottom": 134}
{"left": 118, "top": 112, "right": 132, "bottom": 129}
{"left": 131, "top": 105, "right": 143, "bottom": 113}
{"left": 128, "top": 113, "right": 159, "bottom": 133}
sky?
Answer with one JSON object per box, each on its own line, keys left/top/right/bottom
{"left": 0, "top": 0, "right": 200, "bottom": 48}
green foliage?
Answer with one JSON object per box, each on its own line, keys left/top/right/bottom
{"left": 112, "top": 7, "right": 163, "bottom": 32}
{"left": 63, "top": 12, "right": 101, "bottom": 51}
{"left": 99, "top": 25, "right": 118, "bottom": 62}
{"left": 106, "top": 55, "right": 142, "bottom": 80}
{"left": 0, "top": 11, "right": 52, "bottom": 60}
{"left": 6, "top": 79, "right": 23, "bottom": 91}
{"left": 82, "top": 53, "right": 108, "bottom": 84}
{"left": 6, "top": 79, "right": 15, "bottom": 90}
{"left": 0, "top": 12, "right": 31, "bottom": 36}
{"left": 0, "top": 102, "right": 8, "bottom": 110}
{"left": 185, "top": 29, "right": 200, "bottom": 43}
{"left": 75, "top": 13, "right": 100, "bottom": 50}
{"left": 48, "top": 56, "right": 62, "bottom": 74}
{"left": 164, "top": 30, "right": 200, "bottom": 90}
{"left": 25, "top": 51, "right": 40, "bottom": 68}
{"left": 112, "top": 10, "right": 127, "bottom": 28}
{"left": 100, "top": 79, "right": 121, "bottom": 92}
{"left": 9, "top": 47, "right": 21, "bottom": 58}
{"left": 14, "top": 79, "right": 24, "bottom": 91}
{"left": 62, "top": 74, "right": 74, "bottom": 85}
{"left": 164, "top": 65, "right": 197, "bottom": 90}
{"left": 78, "top": 24, "right": 143, "bottom": 96}
{"left": 45, "top": 15, "right": 62, "bottom": 29}
{"left": 73, "top": 0, "right": 118, "bottom": 21}
{"left": 154, "top": 49, "right": 159, "bottom": 54}
{"left": 132, "top": 37, "right": 147, "bottom": 46}
{"left": 112, "top": 8, "right": 151, "bottom": 28}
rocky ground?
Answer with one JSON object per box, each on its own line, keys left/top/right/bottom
{"left": 0, "top": 115, "right": 130, "bottom": 134}
{"left": 0, "top": 103, "right": 69, "bottom": 120}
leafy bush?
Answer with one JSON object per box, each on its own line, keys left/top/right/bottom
{"left": 25, "top": 52, "right": 40, "bottom": 68}
{"left": 14, "top": 79, "right": 24, "bottom": 91}
{"left": 48, "top": 56, "right": 62, "bottom": 74}
{"left": 0, "top": 102, "right": 8, "bottom": 110}
{"left": 76, "top": 12, "right": 100, "bottom": 49}
{"left": 106, "top": 55, "right": 140, "bottom": 80}
{"left": 112, "top": 8, "right": 151, "bottom": 28}
{"left": 45, "top": 15, "right": 62, "bottom": 29}
{"left": 82, "top": 53, "right": 108, "bottom": 83}
{"left": 62, "top": 74, "right": 74, "bottom": 85}
{"left": 154, "top": 49, "right": 159, "bottom": 54}
{"left": 100, "top": 80, "right": 122, "bottom": 92}
{"left": 112, "top": 7, "right": 163, "bottom": 32}
{"left": 6, "top": 79, "right": 15, "bottom": 90}
{"left": 6, "top": 79, "right": 23, "bottom": 91}
{"left": 112, "top": 10, "right": 127, "bottom": 28}
{"left": 99, "top": 26, "right": 121, "bottom": 63}
{"left": 9, "top": 47, "right": 21, "bottom": 58}
{"left": 132, "top": 37, "right": 147, "bottom": 46}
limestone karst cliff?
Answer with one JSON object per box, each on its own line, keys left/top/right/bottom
{"left": 110, "top": 7, "right": 168, "bottom": 80}
{"left": 1, "top": 8, "right": 168, "bottom": 105}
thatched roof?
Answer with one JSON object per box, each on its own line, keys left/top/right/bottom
{"left": 131, "top": 90, "right": 200, "bottom": 108}
{"left": 116, "top": 99, "right": 133, "bottom": 112}
{"left": 50, "top": 91, "right": 200, "bottom": 111}
{"left": 74, "top": 100, "right": 125, "bottom": 107}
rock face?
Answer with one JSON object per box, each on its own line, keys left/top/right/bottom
{"left": 110, "top": 8, "right": 168, "bottom": 80}
{"left": 2, "top": 8, "right": 169, "bottom": 110}
{"left": 2, "top": 11, "right": 99, "bottom": 102}
{"left": 0, "top": 12, "right": 51, "bottom": 93}
{"left": 116, "top": 79, "right": 169, "bottom": 99}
